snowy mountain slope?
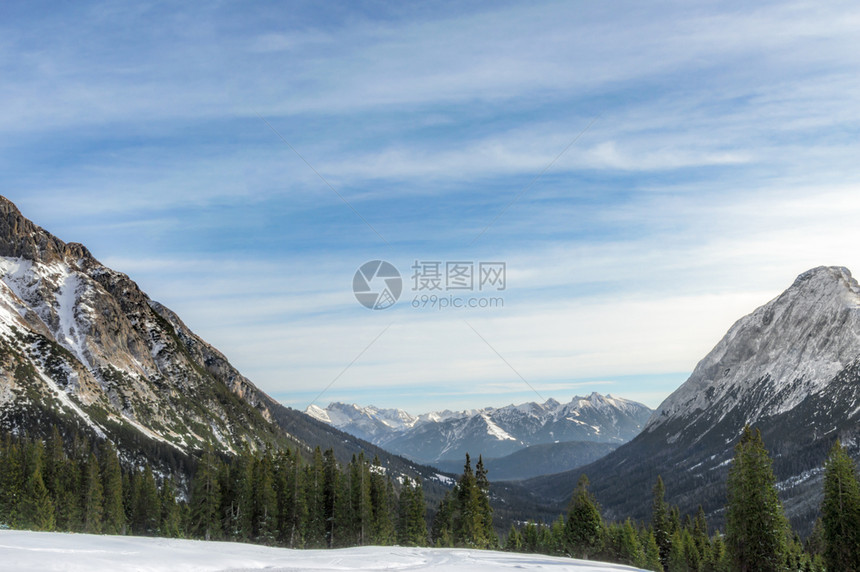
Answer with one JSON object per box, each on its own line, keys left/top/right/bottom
{"left": 307, "top": 393, "right": 652, "bottom": 464}
{"left": 0, "top": 530, "right": 646, "bottom": 572}
{"left": 0, "top": 197, "right": 458, "bottom": 499}
{"left": 0, "top": 196, "right": 290, "bottom": 456}
{"left": 521, "top": 266, "right": 860, "bottom": 534}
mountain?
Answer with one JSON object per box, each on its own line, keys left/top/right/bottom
{"left": 306, "top": 393, "right": 652, "bottom": 465}
{"left": 433, "top": 440, "right": 619, "bottom": 481}
{"left": 520, "top": 266, "right": 860, "bottom": 534}
{"left": 0, "top": 196, "right": 454, "bottom": 497}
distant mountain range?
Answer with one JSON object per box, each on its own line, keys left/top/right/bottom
{"left": 306, "top": 393, "right": 652, "bottom": 473}
{"left": 518, "top": 266, "right": 860, "bottom": 534}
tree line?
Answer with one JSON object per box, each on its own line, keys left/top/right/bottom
{"left": 0, "top": 427, "right": 428, "bottom": 548}
{"left": 502, "top": 426, "right": 860, "bottom": 571}
{"left": 3, "top": 424, "right": 860, "bottom": 572}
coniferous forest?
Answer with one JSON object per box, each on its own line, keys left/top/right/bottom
{"left": 2, "top": 425, "right": 860, "bottom": 571}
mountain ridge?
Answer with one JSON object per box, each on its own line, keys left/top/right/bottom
{"left": 306, "top": 392, "right": 652, "bottom": 465}
{"left": 517, "top": 265, "right": 860, "bottom": 534}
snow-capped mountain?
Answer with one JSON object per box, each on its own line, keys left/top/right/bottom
{"left": 525, "top": 266, "right": 860, "bottom": 534}
{"left": 306, "top": 393, "right": 652, "bottom": 464}
{"left": 0, "top": 196, "right": 455, "bottom": 493}
{"left": 0, "top": 197, "right": 286, "bottom": 454}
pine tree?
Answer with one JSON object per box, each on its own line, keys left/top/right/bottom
{"left": 400, "top": 476, "right": 428, "bottom": 546}
{"left": 821, "top": 439, "right": 860, "bottom": 571}
{"left": 431, "top": 493, "right": 455, "bottom": 547}
{"left": 547, "top": 515, "right": 567, "bottom": 556}
{"left": 23, "top": 449, "right": 56, "bottom": 532}
{"left": 252, "top": 451, "right": 278, "bottom": 544}
{"left": 652, "top": 475, "right": 672, "bottom": 569}
{"left": 122, "top": 470, "right": 137, "bottom": 534}
{"left": 190, "top": 446, "right": 222, "bottom": 541}
{"left": 445, "top": 453, "right": 495, "bottom": 549}
{"left": 725, "top": 426, "right": 789, "bottom": 572}
{"left": 0, "top": 436, "right": 24, "bottom": 527}
{"left": 83, "top": 452, "right": 103, "bottom": 534}
{"left": 275, "top": 449, "right": 304, "bottom": 547}
{"left": 691, "top": 506, "right": 712, "bottom": 570}
{"left": 666, "top": 529, "right": 687, "bottom": 572}
{"left": 641, "top": 527, "right": 664, "bottom": 571}
{"left": 322, "top": 449, "right": 339, "bottom": 547}
{"left": 474, "top": 456, "right": 497, "bottom": 549}
{"left": 223, "top": 454, "right": 253, "bottom": 540}
{"left": 303, "top": 447, "right": 327, "bottom": 547}
{"left": 454, "top": 453, "right": 480, "bottom": 547}
{"left": 100, "top": 440, "right": 125, "bottom": 535}
{"left": 805, "top": 518, "right": 825, "bottom": 560}
{"left": 605, "top": 519, "right": 645, "bottom": 567}
{"left": 505, "top": 523, "right": 522, "bottom": 551}
{"left": 369, "top": 457, "right": 396, "bottom": 545}
{"left": 159, "top": 477, "right": 181, "bottom": 538}
{"left": 135, "top": 465, "right": 161, "bottom": 535}
{"left": 564, "top": 474, "right": 604, "bottom": 559}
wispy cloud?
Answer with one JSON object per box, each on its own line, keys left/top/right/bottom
{"left": 3, "top": 0, "right": 860, "bottom": 412}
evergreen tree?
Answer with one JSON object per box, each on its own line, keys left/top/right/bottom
{"left": 641, "top": 527, "right": 664, "bottom": 571}
{"left": 368, "top": 457, "right": 395, "bottom": 545}
{"left": 122, "top": 470, "right": 137, "bottom": 534}
{"left": 431, "top": 493, "right": 455, "bottom": 547}
{"left": 398, "top": 476, "right": 428, "bottom": 546}
{"left": 710, "top": 533, "right": 729, "bottom": 572}
{"left": 0, "top": 436, "right": 24, "bottom": 527}
{"left": 691, "top": 506, "right": 712, "bottom": 570}
{"left": 454, "top": 453, "right": 480, "bottom": 546}
{"left": 223, "top": 454, "right": 253, "bottom": 540}
{"left": 725, "top": 426, "right": 788, "bottom": 572}
{"left": 83, "top": 452, "right": 103, "bottom": 534}
{"left": 448, "top": 453, "right": 494, "bottom": 549}
{"left": 652, "top": 475, "right": 672, "bottom": 569}
{"left": 303, "top": 447, "right": 327, "bottom": 547}
{"left": 190, "top": 446, "right": 222, "bottom": 541}
{"left": 805, "top": 518, "right": 825, "bottom": 560}
{"left": 821, "top": 439, "right": 860, "bottom": 571}
{"left": 275, "top": 449, "right": 304, "bottom": 548}
{"left": 605, "top": 519, "right": 645, "bottom": 567}
{"left": 505, "top": 523, "right": 522, "bottom": 552}
{"left": 474, "top": 456, "right": 497, "bottom": 549}
{"left": 564, "top": 474, "right": 604, "bottom": 559}
{"left": 666, "top": 529, "right": 687, "bottom": 572}
{"left": 100, "top": 440, "right": 125, "bottom": 535}
{"left": 252, "top": 451, "right": 278, "bottom": 544}
{"left": 322, "top": 449, "right": 339, "bottom": 547}
{"left": 22, "top": 448, "right": 55, "bottom": 532}
{"left": 520, "top": 521, "right": 541, "bottom": 553}
{"left": 159, "top": 477, "right": 182, "bottom": 538}
{"left": 135, "top": 465, "right": 161, "bottom": 535}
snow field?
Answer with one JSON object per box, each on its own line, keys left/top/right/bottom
{"left": 0, "top": 530, "right": 645, "bottom": 572}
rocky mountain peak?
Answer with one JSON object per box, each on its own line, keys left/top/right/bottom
{"left": 0, "top": 196, "right": 94, "bottom": 265}
{"left": 647, "top": 265, "right": 860, "bottom": 435}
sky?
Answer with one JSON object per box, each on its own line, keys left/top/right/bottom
{"left": 2, "top": 1, "right": 860, "bottom": 413}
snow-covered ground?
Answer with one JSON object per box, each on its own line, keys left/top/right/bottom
{"left": 0, "top": 530, "right": 644, "bottom": 571}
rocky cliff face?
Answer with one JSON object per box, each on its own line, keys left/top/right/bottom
{"left": 522, "top": 267, "right": 860, "bottom": 534}
{"left": 647, "top": 266, "right": 860, "bottom": 440}
{"left": 0, "top": 196, "right": 285, "bottom": 454}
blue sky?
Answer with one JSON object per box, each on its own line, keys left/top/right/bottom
{"left": 3, "top": 1, "right": 860, "bottom": 413}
